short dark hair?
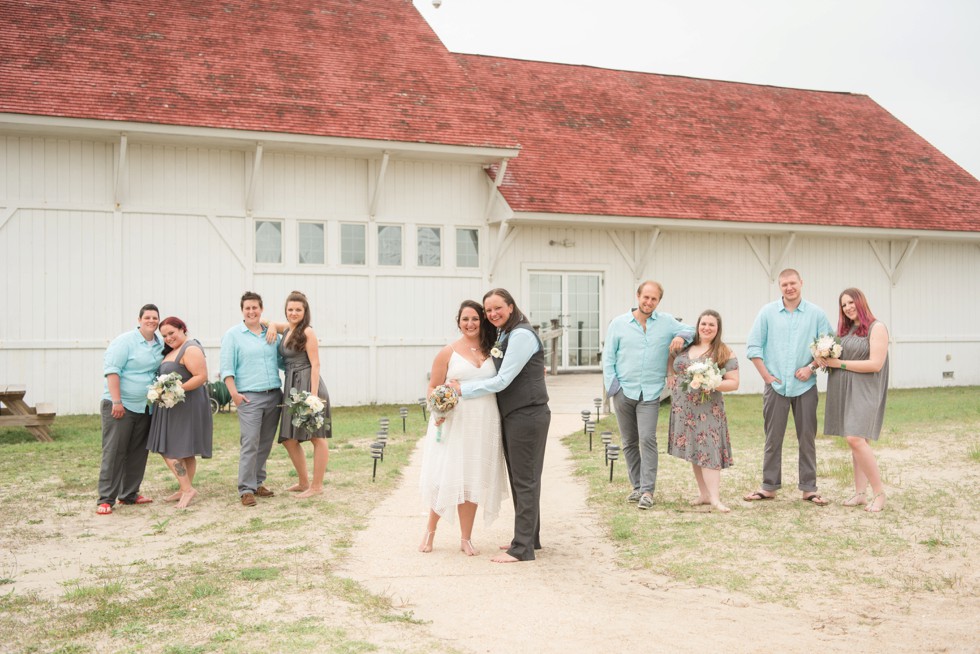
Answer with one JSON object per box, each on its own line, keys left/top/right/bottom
{"left": 138, "top": 303, "right": 159, "bottom": 319}
{"left": 240, "top": 291, "right": 263, "bottom": 309}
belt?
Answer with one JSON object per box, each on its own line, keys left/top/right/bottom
{"left": 242, "top": 388, "right": 280, "bottom": 393}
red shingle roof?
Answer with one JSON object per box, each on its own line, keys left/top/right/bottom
{"left": 0, "top": 0, "right": 515, "bottom": 149}
{"left": 456, "top": 54, "right": 980, "bottom": 233}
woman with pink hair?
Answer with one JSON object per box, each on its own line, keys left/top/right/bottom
{"left": 814, "top": 288, "right": 889, "bottom": 512}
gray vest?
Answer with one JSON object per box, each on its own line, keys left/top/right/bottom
{"left": 494, "top": 322, "right": 550, "bottom": 417}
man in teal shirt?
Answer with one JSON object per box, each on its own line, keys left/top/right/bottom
{"left": 220, "top": 292, "right": 282, "bottom": 507}
{"left": 744, "top": 268, "right": 832, "bottom": 505}
{"left": 603, "top": 281, "right": 692, "bottom": 510}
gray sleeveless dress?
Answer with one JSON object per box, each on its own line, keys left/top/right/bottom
{"left": 278, "top": 329, "right": 332, "bottom": 442}
{"left": 146, "top": 340, "right": 213, "bottom": 458}
{"left": 823, "top": 322, "right": 889, "bottom": 440}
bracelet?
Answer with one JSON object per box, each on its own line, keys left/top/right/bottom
{"left": 112, "top": 401, "right": 122, "bottom": 406}
{"left": 809, "top": 364, "right": 818, "bottom": 372}
{"left": 840, "top": 363, "right": 847, "bottom": 370}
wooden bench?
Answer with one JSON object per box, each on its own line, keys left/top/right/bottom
{"left": 0, "top": 385, "right": 56, "bottom": 442}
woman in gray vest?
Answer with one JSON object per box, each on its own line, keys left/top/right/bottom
{"left": 451, "top": 288, "right": 551, "bottom": 563}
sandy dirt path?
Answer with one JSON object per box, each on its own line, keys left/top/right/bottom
{"left": 338, "top": 410, "right": 898, "bottom": 653}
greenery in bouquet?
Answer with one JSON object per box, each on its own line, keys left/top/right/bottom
{"left": 146, "top": 372, "right": 186, "bottom": 408}
{"left": 679, "top": 358, "right": 724, "bottom": 403}
{"left": 809, "top": 333, "right": 843, "bottom": 371}
{"left": 284, "top": 387, "right": 327, "bottom": 433}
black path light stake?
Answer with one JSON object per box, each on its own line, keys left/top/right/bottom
{"left": 581, "top": 410, "right": 591, "bottom": 434}
{"left": 601, "top": 431, "right": 612, "bottom": 465}
{"left": 418, "top": 397, "right": 428, "bottom": 421}
{"left": 370, "top": 442, "right": 383, "bottom": 480}
{"left": 585, "top": 420, "right": 595, "bottom": 451}
{"left": 376, "top": 431, "right": 388, "bottom": 461}
{"left": 399, "top": 407, "right": 409, "bottom": 432}
{"left": 607, "top": 444, "right": 620, "bottom": 482}
{"left": 593, "top": 397, "right": 602, "bottom": 421}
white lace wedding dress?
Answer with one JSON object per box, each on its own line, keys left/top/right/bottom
{"left": 418, "top": 351, "right": 508, "bottom": 525}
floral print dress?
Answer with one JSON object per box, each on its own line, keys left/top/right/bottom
{"left": 667, "top": 350, "right": 738, "bottom": 470}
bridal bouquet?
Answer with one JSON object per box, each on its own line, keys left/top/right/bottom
{"left": 679, "top": 358, "right": 724, "bottom": 403}
{"left": 147, "top": 372, "right": 186, "bottom": 408}
{"left": 428, "top": 385, "right": 459, "bottom": 442}
{"left": 283, "top": 388, "right": 327, "bottom": 433}
{"left": 809, "top": 333, "right": 842, "bottom": 371}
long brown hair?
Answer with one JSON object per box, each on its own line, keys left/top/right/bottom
{"left": 483, "top": 288, "right": 527, "bottom": 334}
{"left": 457, "top": 300, "right": 495, "bottom": 356}
{"left": 692, "top": 309, "right": 731, "bottom": 366}
{"left": 283, "top": 290, "right": 311, "bottom": 351}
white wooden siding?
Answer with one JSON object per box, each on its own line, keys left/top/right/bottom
{"left": 2, "top": 130, "right": 978, "bottom": 413}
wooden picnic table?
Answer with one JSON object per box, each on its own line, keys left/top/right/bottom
{"left": 0, "top": 384, "right": 56, "bottom": 442}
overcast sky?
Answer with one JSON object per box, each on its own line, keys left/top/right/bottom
{"left": 414, "top": 0, "right": 980, "bottom": 181}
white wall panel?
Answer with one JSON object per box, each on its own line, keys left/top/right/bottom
{"left": 3, "top": 129, "right": 978, "bottom": 413}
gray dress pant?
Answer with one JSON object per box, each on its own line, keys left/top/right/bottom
{"left": 501, "top": 405, "right": 551, "bottom": 561}
{"left": 612, "top": 391, "right": 661, "bottom": 495}
{"left": 761, "top": 384, "right": 819, "bottom": 492}
{"left": 98, "top": 400, "right": 151, "bottom": 505}
{"left": 236, "top": 390, "right": 283, "bottom": 495}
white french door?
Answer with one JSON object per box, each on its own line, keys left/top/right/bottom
{"left": 527, "top": 271, "right": 602, "bottom": 369}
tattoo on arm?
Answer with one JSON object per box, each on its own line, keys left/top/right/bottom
{"left": 174, "top": 461, "right": 187, "bottom": 476}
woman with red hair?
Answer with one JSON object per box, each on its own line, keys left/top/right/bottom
{"left": 814, "top": 288, "right": 889, "bottom": 512}
{"left": 146, "top": 316, "right": 213, "bottom": 509}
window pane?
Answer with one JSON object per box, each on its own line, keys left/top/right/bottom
{"left": 299, "top": 222, "right": 325, "bottom": 265}
{"left": 417, "top": 226, "right": 441, "bottom": 267}
{"left": 255, "top": 220, "right": 282, "bottom": 264}
{"left": 456, "top": 228, "right": 479, "bottom": 267}
{"left": 378, "top": 225, "right": 402, "bottom": 266}
{"left": 341, "top": 224, "right": 365, "bottom": 265}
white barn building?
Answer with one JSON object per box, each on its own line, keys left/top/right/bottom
{"left": 2, "top": 0, "right": 978, "bottom": 413}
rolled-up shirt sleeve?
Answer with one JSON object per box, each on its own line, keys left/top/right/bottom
{"left": 103, "top": 336, "right": 128, "bottom": 376}
{"left": 461, "top": 329, "right": 539, "bottom": 399}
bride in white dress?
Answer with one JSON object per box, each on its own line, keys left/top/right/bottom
{"left": 418, "top": 300, "right": 508, "bottom": 556}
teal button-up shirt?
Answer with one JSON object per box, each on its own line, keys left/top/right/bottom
{"left": 220, "top": 322, "right": 282, "bottom": 392}
{"left": 603, "top": 310, "right": 693, "bottom": 402}
{"left": 746, "top": 298, "right": 832, "bottom": 398}
{"left": 102, "top": 328, "right": 164, "bottom": 413}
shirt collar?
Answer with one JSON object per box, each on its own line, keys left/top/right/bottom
{"left": 238, "top": 321, "right": 267, "bottom": 334}
{"left": 134, "top": 327, "right": 162, "bottom": 345}
{"left": 779, "top": 299, "right": 806, "bottom": 313}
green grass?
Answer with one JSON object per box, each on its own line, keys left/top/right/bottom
{"left": 0, "top": 403, "right": 451, "bottom": 654}
{"left": 564, "top": 386, "right": 980, "bottom": 607}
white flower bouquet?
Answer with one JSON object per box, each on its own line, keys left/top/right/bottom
{"left": 147, "top": 372, "right": 186, "bottom": 408}
{"left": 809, "top": 333, "right": 842, "bottom": 372}
{"left": 283, "top": 388, "right": 327, "bottom": 433}
{"left": 679, "top": 358, "right": 724, "bottom": 403}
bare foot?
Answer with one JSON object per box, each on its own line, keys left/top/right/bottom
{"left": 499, "top": 544, "right": 511, "bottom": 550}
{"left": 286, "top": 483, "right": 309, "bottom": 493}
{"left": 418, "top": 531, "right": 435, "bottom": 553}
{"left": 460, "top": 539, "right": 479, "bottom": 556}
{"left": 689, "top": 496, "right": 711, "bottom": 506}
{"left": 843, "top": 492, "right": 867, "bottom": 507}
{"left": 710, "top": 500, "right": 731, "bottom": 513}
{"left": 866, "top": 493, "right": 886, "bottom": 513}
{"left": 296, "top": 487, "right": 323, "bottom": 498}
{"left": 491, "top": 552, "right": 521, "bottom": 563}
{"left": 165, "top": 491, "right": 183, "bottom": 502}
{"left": 175, "top": 488, "right": 197, "bottom": 509}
